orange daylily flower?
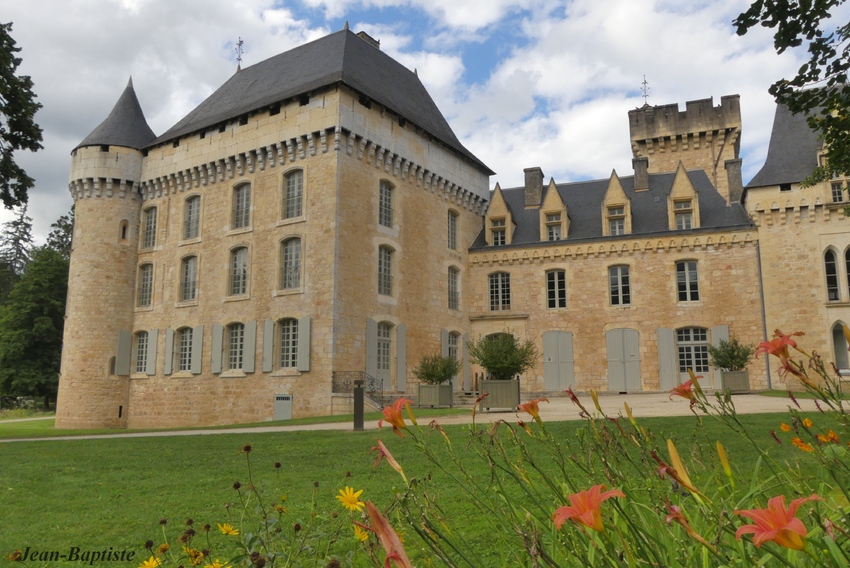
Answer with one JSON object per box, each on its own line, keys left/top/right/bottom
{"left": 735, "top": 494, "right": 821, "bottom": 550}
{"left": 365, "top": 501, "right": 413, "bottom": 568}
{"left": 371, "top": 439, "right": 408, "bottom": 484}
{"left": 669, "top": 379, "right": 695, "bottom": 402}
{"left": 755, "top": 334, "right": 798, "bottom": 360}
{"left": 378, "top": 398, "right": 413, "bottom": 438}
{"left": 517, "top": 398, "right": 548, "bottom": 424}
{"left": 552, "top": 484, "right": 625, "bottom": 532}
{"left": 564, "top": 387, "right": 590, "bottom": 418}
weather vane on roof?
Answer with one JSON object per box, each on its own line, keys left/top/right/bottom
{"left": 235, "top": 37, "right": 245, "bottom": 67}
{"left": 641, "top": 75, "right": 650, "bottom": 104}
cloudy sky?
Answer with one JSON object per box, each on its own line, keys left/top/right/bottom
{"left": 4, "top": 0, "right": 842, "bottom": 241}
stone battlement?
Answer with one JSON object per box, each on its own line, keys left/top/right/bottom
{"left": 628, "top": 95, "right": 741, "bottom": 140}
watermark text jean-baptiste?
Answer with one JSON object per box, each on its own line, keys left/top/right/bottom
{"left": 13, "top": 547, "right": 136, "bottom": 564}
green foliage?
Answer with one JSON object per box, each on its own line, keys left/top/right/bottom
{"left": 707, "top": 335, "right": 755, "bottom": 371}
{"left": 46, "top": 205, "right": 74, "bottom": 258}
{"left": 412, "top": 354, "right": 460, "bottom": 385}
{"left": 0, "top": 22, "right": 42, "bottom": 209}
{"left": 0, "top": 247, "right": 68, "bottom": 408}
{"left": 0, "top": 203, "right": 32, "bottom": 274}
{"left": 466, "top": 332, "right": 538, "bottom": 380}
{"left": 734, "top": 1, "right": 850, "bottom": 185}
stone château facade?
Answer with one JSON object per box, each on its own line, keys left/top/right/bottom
{"left": 55, "top": 28, "right": 839, "bottom": 429}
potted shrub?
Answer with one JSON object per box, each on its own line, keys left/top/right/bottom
{"left": 467, "top": 333, "right": 538, "bottom": 410}
{"left": 414, "top": 354, "right": 460, "bottom": 408}
{"left": 707, "top": 335, "right": 755, "bottom": 393}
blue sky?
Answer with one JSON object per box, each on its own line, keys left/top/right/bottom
{"left": 4, "top": 0, "right": 840, "bottom": 240}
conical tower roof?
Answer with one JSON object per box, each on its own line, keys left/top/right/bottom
{"left": 75, "top": 78, "right": 156, "bottom": 151}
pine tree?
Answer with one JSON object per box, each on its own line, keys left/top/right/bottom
{"left": 0, "top": 203, "right": 32, "bottom": 274}
{"left": 46, "top": 205, "right": 74, "bottom": 258}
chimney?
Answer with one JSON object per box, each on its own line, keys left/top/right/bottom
{"left": 632, "top": 157, "right": 649, "bottom": 191}
{"left": 725, "top": 158, "right": 744, "bottom": 203}
{"left": 524, "top": 167, "right": 544, "bottom": 208}
{"left": 356, "top": 31, "right": 381, "bottom": 50}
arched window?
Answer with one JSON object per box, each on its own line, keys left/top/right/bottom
{"left": 832, "top": 323, "right": 849, "bottom": 370}
{"left": 283, "top": 170, "right": 303, "bottom": 219}
{"left": 177, "top": 327, "right": 193, "bottom": 372}
{"left": 280, "top": 238, "right": 301, "bottom": 289}
{"left": 279, "top": 318, "right": 299, "bottom": 368}
{"left": 137, "top": 263, "right": 153, "bottom": 307}
{"left": 233, "top": 183, "right": 251, "bottom": 229}
{"left": 379, "top": 181, "right": 393, "bottom": 227}
{"left": 227, "top": 322, "right": 245, "bottom": 370}
{"left": 184, "top": 196, "right": 201, "bottom": 239}
{"left": 546, "top": 269, "right": 566, "bottom": 308}
{"left": 180, "top": 256, "right": 197, "bottom": 301}
{"left": 119, "top": 220, "right": 128, "bottom": 241}
{"left": 826, "top": 249, "right": 839, "bottom": 301}
{"left": 134, "top": 331, "right": 149, "bottom": 374}
{"left": 448, "top": 267, "right": 459, "bottom": 310}
{"left": 230, "top": 247, "right": 248, "bottom": 295}
{"left": 489, "top": 272, "right": 510, "bottom": 311}
{"left": 378, "top": 245, "right": 393, "bottom": 296}
{"left": 609, "top": 265, "right": 630, "bottom": 306}
{"left": 142, "top": 207, "right": 157, "bottom": 249}
{"left": 844, "top": 249, "right": 850, "bottom": 299}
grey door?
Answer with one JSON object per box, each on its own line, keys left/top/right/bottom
{"left": 606, "top": 328, "right": 641, "bottom": 392}
{"left": 543, "top": 331, "right": 574, "bottom": 391}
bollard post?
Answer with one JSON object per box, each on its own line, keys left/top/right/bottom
{"left": 353, "top": 379, "right": 364, "bottom": 432}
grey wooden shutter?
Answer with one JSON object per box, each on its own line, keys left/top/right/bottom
{"left": 397, "top": 323, "right": 407, "bottom": 391}
{"left": 657, "top": 328, "right": 678, "bottom": 390}
{"left": 262, "top": 319, "right": 274, "bottom": 372}
{"left": 297, "top": 315, "right": 311, "bottom": 372}
{"left": 366, "top": 318, "right": 377, "bottom": 379}
{"left": 543, "top": 331, "right": 559, "bottom": 391}
{"left": 624, "top": 329, "right": 641, "bottom": 392}
{"left": 243, "top": 321, "right": 257, "bottom": 373}
{"left": 711, "top": 325, "right": 730, "bottom": 387}
{"left": 607, "top": 329, "right": 625, "bottom": 391}
{"left": 462, "top": 332, "right": 471, "bottom": 391}
{"left": 146, "top": 329, "right": 158, "bottom": 376}
{"left": 560, "top": 332, "right": 575, "bottom": 390}
{"left": 211, "top": 324, "right": 224, "bottom": 374}
{"left": 441, "top": 329, "right": 449, "bottom": 357}
{"left": 163, "top": 328, "right": 174, "bottom": 375}
{"left": 116, "top": 330, "right": 131, "bottom": 376}
{"left": 191, "top": 325, "right": 203, "bottom": 374}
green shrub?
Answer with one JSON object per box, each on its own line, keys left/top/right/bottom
{"left": 466, "top": 332, "right": 538, "bottom": 380}
{"left": 412, "top": 354, "right": 460, "bottom": 385}
{"left": 707, "top": 335, "right": 755, "bottom": 371}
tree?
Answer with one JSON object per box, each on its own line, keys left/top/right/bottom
{"left": 46, "top": 205, "right": 74, "bottom": 258}
{"left": 466, "top": 333, "right": 539, "bottom": 380}
{"left": 0, "top": 22, "right": 42, "bottom": 208}
{"left": 734, "top": 1, "right": 850, "bottom": 183}
{"left": 0, "top": 247, "right": 68, "bottom": 409}
{"left": 0, "top": 203, "right": 32, "bottom": 274}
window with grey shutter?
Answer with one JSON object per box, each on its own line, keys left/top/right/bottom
{"left": 146, "top": 329, "right": 158, "bottom": 376}
{"left": 243, "top": 321, "right": 257, "bottom": 373}
{"left": 211, "top": 324, "right": 224, "bottom": 374}
{"left": 191, "top": 325, "right": 203, "bottom": 374}
{"left": 297, "top": 316, "right": 311, "bottom": 372}
{"left": 163, "top": 328, "right": 174, "bottom": 375}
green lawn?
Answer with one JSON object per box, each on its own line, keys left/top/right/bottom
{"left": 0, "top": 411, "right": 831, "bottom": 567}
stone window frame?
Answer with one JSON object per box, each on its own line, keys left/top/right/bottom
{"left": 378, "top": 245, "right": 394, "bottom": 296}
{"left": 607, "top": 206, "right": 625, "bottom": 236}
{"left": 232, "top": 182, "right": 252, "bottom": 230}
{"left": 133, "top": 331, "right": 149, "bottom": 375}
{"left": 448, "top": 265, "right": 460, "bottom": 310}
{"left": 545, "top": 212, "right": 562, "bottom": 241}
{"left": 488, "top": 271, "right": 511, "bottom": 311}
{"left": 137, "top": 263, "right": 154, "bottom": 308}
{"left": 379, "top": 180, "right": 394, "bottom": 228}
{"left": 278, "top": 317, "right": 299, "bottom": 369}
{"left": 546, "top": 269, "right": 567, "bottom": 309}
{"left": 282, "top": 168, "right": 305, "bottom": 221}
{"left": 179, "top": 255, "right": 198, "bottom": 303}
{"left": 176, "top": 326, "right": 193, "bottom": 373}
{"left": 279, "top": 236, "right": 303, "bottom": 291}
{"left": 183, "top": 194, "right": 201, "bottom": 240}
{"left": 674, "top": 200, "right": 694, "bottom": 231}
{"left": 491, "top": 218, "right": 506, "bottom": 246}
{"left": 675, "top": 260, "right": 700, "bottom": 302}
{"left": 825, "top": 247, "right": 841, "bottom": 302}
{"left": 141, "top": 206, "right": 157, "bottom": 249}
{"left": 447, "top": 209, "right": 458, "bottom": 250}
{"left": 608, "top": 265, "right": 631, "bottom": 306}
{"left": 228, "top": 245, "right": 250, "bottom": 298}
{"left": 377, "top": 321, "right": 393, "bottom": 373}
{"left": 226, "top": 322, "right": 246, "bottom": 371}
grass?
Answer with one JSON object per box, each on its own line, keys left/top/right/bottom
{"left": 0, "top": 408, "right": 54, "bottom": 421}
{"left": 0, "top": 410, "right": 834, "bottom": 567}
{"left": 759, "top": 389, "right": 850, "bottom": 400}
{"left": 0, "top": 407, "right": 469, "bottom": 440}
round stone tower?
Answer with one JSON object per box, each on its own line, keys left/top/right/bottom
{"left": 55, "top": 79, "right": 156, "bottom": 429}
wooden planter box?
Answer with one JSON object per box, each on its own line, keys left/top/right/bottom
{"left": 720, "top": 370, "right": 750, "bottom": 393}
{"left": 418, "top": 384, "right": 453, "bottom": 408}
{"left": 480, "top": 379, "right": 521, "bottom": 410}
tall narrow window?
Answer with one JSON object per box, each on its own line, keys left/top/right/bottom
{"left": 227, "top": 323, "right": 245, "bottom": 370}
{"left": 676, "top": 261, "right": 700, "bottom": 302}
{"left": 833, "top": 182, "right": 845, "bottom": 203}
{"left": 609, "top": 265, "right": 630, "bottom": 306}
{"left": 283, "top": 171, "right": 303, "bottom": 219}
{"left": 178, "top": 327, "right": 193, "bottom": 372}
{"left": 281, "top": 238, "right": 301, "bottom": 289}
{"left": 279, "top": 318, "right": 299, "bottom": 368}
{"left": 448, "top": 332, "right": 460, "bottom": 361}
{"left": 230, "top": 247, "right": 248, "bottom": 295}
{"left": 378, "top": 246, "right": 393, "bottom": 296}
{"left": 137, "top": 264, "right": 153, "bottom": 307}
{"left": 447, "top": 211, "right": 458, "bottom": 250}
{"left": 826, "top": 250, "right": 840, "bottom": 301}
{"left": 546, "top": 213, "right": 562, "bottom": 241}
{"left": 379, "top": 181, "right": 393, "bottom": 227}
{"left": 448, "top": 267, "right": 459, "bottom": 310}
{"left": 142, "top": 207, "right": 157, "bottom": 249}
{"left": 491, "top": 218, "right": 506, "bottom": 246}
{"left": 489, "top": 272, "right": 511, "bottom": 311}
{"left": 608, "top": 207, "right": 625, "bottom": 236}
{"left": 233, "top": 183, "right": 251, "bottom": 229}
{"left": 181, "top": 256, "right": 197, "bottom": 302}
{"left": 184, "top": 196, "right": 200, "bottom": 239}
{"left": 845, "top": 250, "right": 850, "bottom": 298}
{"left": 674, "top": 200, "right": 693, "bottom": 230}
{"left": 134, "top": 331, "right": 149, "bottom": 374}
{"left": 377, "top": 322, "right": 392, "bottom": 372}
{"left": 546, "top": 270, "right": 567, "bottom": 308}
{"left": 677, "top": 328, "right": 709, "bottom": 374}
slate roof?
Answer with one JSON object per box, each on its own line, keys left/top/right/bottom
{"left": 470, "top": 170, "right": 753, "bottom": 249}
{"left": 746, "top": 104, "right": 821, "bottom": 189}
{"left": 75, "top": 78, "right": 156, "bottom": 151}
{"left": 151, "top": 29, "right": 493, "bottom": 175}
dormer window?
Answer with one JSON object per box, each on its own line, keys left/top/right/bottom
{"left": 674, "top": 200, "right": 693, "bottom": 230}
{"left": 545, "top": 213, "right": 561, "bottom": 241}
{"left": 608, "top": 207, "right": 625, "bottom": 236}
{"left": 491, "top": 218, "right": 506, "bottom": 246}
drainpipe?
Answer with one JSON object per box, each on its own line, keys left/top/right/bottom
{"left": 756, "top": 241, "right": 772, "bottom": 389}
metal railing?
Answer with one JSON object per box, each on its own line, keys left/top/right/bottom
{"left": 332, "top": 371, "right": 385, "bottom": 407}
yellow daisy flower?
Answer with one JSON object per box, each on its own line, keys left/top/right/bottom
{"left": 138, "top": 556, "right": 162, "bottom": 568}
{"left": 354, "top": 525, "right": 370, "bottom": 542}
{"left": 336, "top": 486, "right": 365, "bottom": 512}
{"left": 217, "top": 523, "right": 239, "bottom": 536}
{"left": 203, "top": 560, "right": 232, "bottom": 568}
